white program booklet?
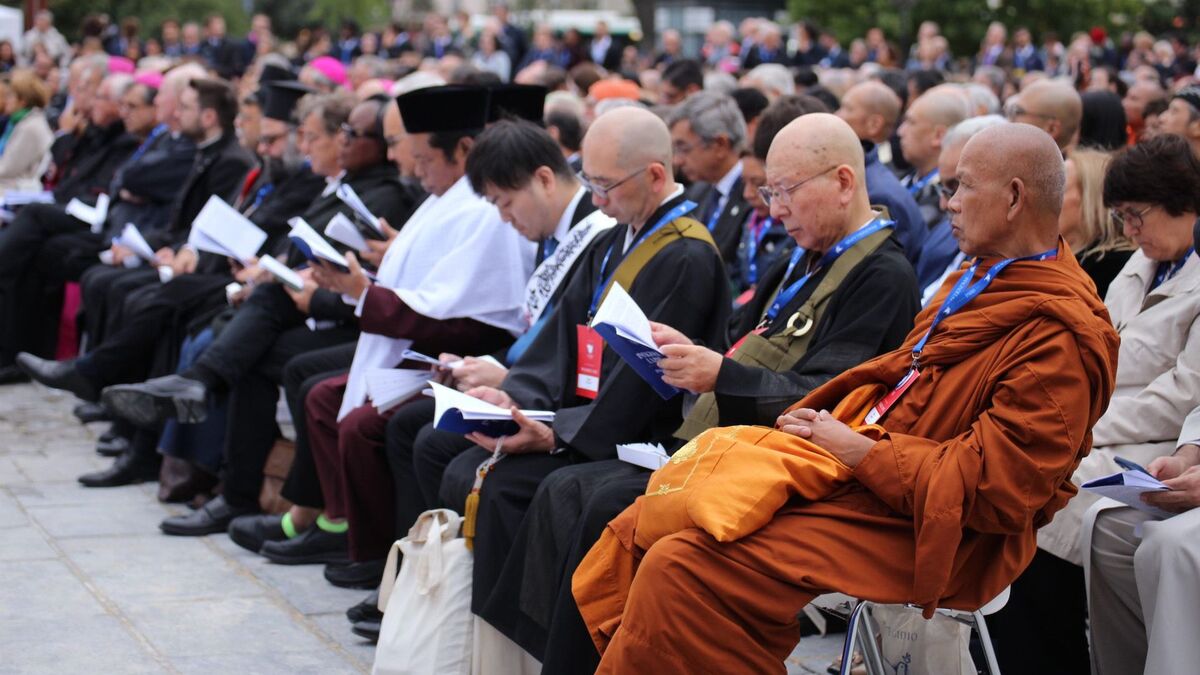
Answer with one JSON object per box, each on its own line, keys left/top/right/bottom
{"left": 114, "top": 223, "right": 157, "bottom": 262}
{"left": 257, "top": 255, "right": 305, "bottom": 292}
{"left": 288, "top": 216, "right": 348, "bottom": 269}
{"left": 2, "top": 190, "right": 53, "bottom": 207}
{"left": 365, "top": 368, "right": 430, "bottom": 413}
{"left": 428, "top": 381, "right": 554, "bottom": 435}
{"left": 617, "top": 442, "right": 670, "bottom": 470}
{"left": 188, "top": 195, "right": 268, "bottom": 263}
{"left": 324, "top": 212, "right": 370, "bottom": 252}
{"left": 1082, "top": 459, "right": 1174, "bottom": 519}
{"left": 336, "top": 183, "right": 383, "bottom": 234}
{"left": 66, "top": 193, "right": 110, "bottom": 233}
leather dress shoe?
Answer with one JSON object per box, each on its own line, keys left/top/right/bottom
{"left": 16, "top": 353, "right": 99, "bottom": 401}
{"left": 160, "top": 495, "right": 257, "bottom": 536}
{"left": 0, "top": 364, "right": 30, "bottom": 385}
{"left": 102, "top": 375, "right": 209, "bottom": 428}
{"left": 346, "top": 590, "right": 382, "bottom": 624}
{"left": 78, "top": 448, "right": 161, "bottom": 488}
{"left": 73, "top": 401, "right": 112, "bottom": 424}
{"left": 228, "top": 513, "right": 294, "bottom": 553}
{"left": 351, "top": 620, "right": 381, "bottom": 643}
{"left": 95, "top": 435, "right": 131, "bottom": 457}
{"left": 261, "top": 526, "right": 349, "bottom": 565}
{"left": 324, "top": 558, "right": 386, "bottom": 589}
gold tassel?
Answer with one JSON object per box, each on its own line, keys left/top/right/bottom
{"left": 463, "top": 490, "right": 480, "bottom": 551}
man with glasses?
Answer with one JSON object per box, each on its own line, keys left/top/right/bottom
{"left": 1004, "top": 78, "right": 1082, "bottom": 155}
{"left": 896, "top": 88, "right": 971, "bottom": 230}
{"left": 669, "top": 91, "right": 749, "bottom": 266}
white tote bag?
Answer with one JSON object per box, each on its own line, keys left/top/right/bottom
{"left": 373, "top": 509, "right": 474, "bottom": 675}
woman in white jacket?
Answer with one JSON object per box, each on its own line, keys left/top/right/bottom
{"left": 0, "top": 68, "right": 53, "bottom": 194}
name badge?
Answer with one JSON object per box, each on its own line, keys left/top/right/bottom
{"left": 725, "top": 326, "right": 767, "bottom": 357}
{"left": 576, "top": 325, "right": 603, "bottom": 399}
{"left": 864, "top": 367, "right": 921, "bottom": 425}
{"left": 733, "top": 286, "right": 755, "bottom": 308}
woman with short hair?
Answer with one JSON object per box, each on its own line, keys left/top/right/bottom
{"left": 0, "top": 68, "right": 52, "bottom": 193}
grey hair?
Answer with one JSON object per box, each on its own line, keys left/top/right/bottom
{"left": 106, "top": 73, "right": 135, "bottom": 99}
{"left": 943, "top": 114, "right": 1007, "bottom": 149}
{"left": 354, "top": 55, "right": 389, "bottom": 79}
{"left": 745, "top": 64, "right": 795, "bottom": 97}
{"left": 963, "top": 83, "right": 1000, "bottom": 115}
{"left": 704, "top": 71, "right": 737, "bottom": 96}
{"left": 666, "top": 90, "right": 747, "bottom": 151}
{"left": 82, "top": 53, "right": 110, "bottom": 81}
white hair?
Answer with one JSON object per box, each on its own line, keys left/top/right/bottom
{"left": 703, "top": 71, "right": 737, "bottom": 96}
{"left": 963, "top": 83, "right": 1001, "bottom": 115}
{"left": 744, "top": 64, "right": 795, "bottom": 98}
{"left": 391, "top": 71, "right": 447, "bottom": 97}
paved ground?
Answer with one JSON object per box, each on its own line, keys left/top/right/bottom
{"left": 0, "top": 383, "right": 842, "bottom": 674}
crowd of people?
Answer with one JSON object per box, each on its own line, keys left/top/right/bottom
{"left": 2, "top": 5, "right": 1200, "bottom": 674}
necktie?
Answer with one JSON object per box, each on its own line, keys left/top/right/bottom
{"left": 700, "top": 189, "right": 721, "bottom": 227}
{"left": 544, "top": 237, "right": 559, "bottom": 257}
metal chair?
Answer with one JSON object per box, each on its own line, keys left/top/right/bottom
{"left": 835, "top": 586, "right": 1009, "bottom": 675}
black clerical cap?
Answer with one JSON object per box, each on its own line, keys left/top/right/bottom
{"left": 259, "top": 63, "right": 296, "bottom": 86}
{"left": 486, "top": 84, "right": 547, "bottom": 124}
{"left": 396, "top": 85, "right": 490, "bottom": 134}
{"left": 263, "top": 81, "right": 314, "bottom": 123}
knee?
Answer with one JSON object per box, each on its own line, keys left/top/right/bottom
{"left": 303, "top": 377, "right": 341, "bottom": 422}
{"left": 1135, "top": 520, "right": 1200, "bottom": 575}
{"left": 633, "top": 530, "right": 711, "bottom": 599}
{"left": 339, "top": 405, "right": 377, "bottom": 446}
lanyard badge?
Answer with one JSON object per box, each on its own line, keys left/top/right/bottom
{"left": 576, "top": 325, "right": 603, "bottom": 399}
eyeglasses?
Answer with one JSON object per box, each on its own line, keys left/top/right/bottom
{"left": 1004, "top": 103, "right": 1055, "bottom": 122}
{"left": 757, "top": 165, "right": 837, "bottom": 207}
{"left": 340, "top": 123, "right": 382, "bottom": 140}
{"left": 578, "top": 166, "right": 648, "bottom": 200}
{"left": 672, "top": 139, "right": 710, "bottom": 155}
{"left": 1110, "top": 204, "right": 1155, "bottom": 231}
{"left": 936, "top": 178, "right": 960, "bottom": 201}
{"left": 258, "top": 131, "right": 287, "bottom": 147}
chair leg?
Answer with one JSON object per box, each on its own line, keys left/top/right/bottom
{"left": 839, "top": 603, "right": 867, "bottom": 675}
{"left": 971, "top": 610, "right": 1003, "bottom": 675}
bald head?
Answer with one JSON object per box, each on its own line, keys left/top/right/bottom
{"left": 899, "top": 88, "right": 972, "bottom": 173}
{"left": 1013, "top": 79, "right": 1082, "bottom": 150}
{"left": 768, "top": 112, "right": 865, "bottom": 186}
{"left": 950, "top": 124, "right": 1064, "bottom": 257}
{"left": 585, "top": 106, "right": 673, "bottom": 175}
{"left": 838, "top": 81, "right": 902, "bottom": 143}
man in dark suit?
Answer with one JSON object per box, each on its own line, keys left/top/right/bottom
{"left": 588, "top": 21, "right": 622, "bottom": 71}
{"left": 669, "top": 92, "right": 750, "bottom": 269}
{"left": 200, "top": 15, "right": 244, "bottom": 80}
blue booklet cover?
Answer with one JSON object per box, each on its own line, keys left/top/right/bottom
{"left": 593, "top": 323, "right": 680, "bottom": 400}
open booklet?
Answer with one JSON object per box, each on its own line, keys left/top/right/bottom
{"left": 113, "top": 223, "right": 157, "bottom": 262}
{"left": 617, "top": 442, "right": 670, "bottom": 470}
{"left": 257, "top": 255, "right": 306, "bottom": 292}
{"left": 1082, "top": 457, "right": 1174, "bottom": 519}
{"left": 365, "top": 368, "right": 430, "bottom": 413}
{"left": 428, "top": 381, "right": 554, "bottom": 436}
{"left": 66, "top": 193, "right": 110, "bottom": 234}
{"left": 590, "top": 282, "right": 680, "bottom": 400}
{"left": 336, "top": 183, "right": 385, "bottom": 236}
{"left": 186, "top": 195, "right": 268, "bottom": 263}
{"left": 288, "top": 217, "right": 350, "bottom": 272}
{"left": 401, "top": 348, "right": 504, "bottom": 371}
{"left": 2, "top": 190, "right": 53, "bottom": 208}
{"left": 324, "top": 212, "right": 370, "bottom": 253}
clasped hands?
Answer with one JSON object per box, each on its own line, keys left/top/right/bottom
{"left": 463, "top": 386, "right": 556, "bottom": 454}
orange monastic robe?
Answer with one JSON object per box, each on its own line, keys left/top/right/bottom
{"left": 573, "top": 239, "right": 1119, "bottom": 674}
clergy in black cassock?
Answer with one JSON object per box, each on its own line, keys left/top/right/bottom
{"left": 479, "top": 112, "right": 923, "bottom": 674}
{"left": 423, "top": 107, "right": 731, "bottom": 627}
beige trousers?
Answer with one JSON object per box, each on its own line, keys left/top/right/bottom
{"left": 1087, "top": 504, "right": 1200, "bottom": 675}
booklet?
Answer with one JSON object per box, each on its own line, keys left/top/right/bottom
{"left": 186, "top": 195, "right": 268, "bottom": 263}
{"left": 336, "top": 183, "right": 384, "bottom": 236}
{"left": 66, "top": 193, "right": 110, "bottom": 233}
{"left": 590, "top": 282, "right": 680, "bottom": 400}
{"left": 288, "top": 217, "right": 350, "bottom": 272}
{"left": 400, "top": 348, "right": 503, "bottom": 371}
{"left": 1081, "top": 457, "right": 1174, "bottom": 519}
{"left": 257, "top": 255, "right": 305, "bottom": 292}
{"left": 365, "top": 368, "right": 430, "bottom": 413}
{"left": 114, "top": 223, "right": 157, "bottom": 263}
{"left": 617, "top": 442, "right": 670, "bottom": 470}
{"left": 428, "top": 381, "right": 554, "bottom": 436}
{"left": 324, "top": 212, "right": 370, "bottom": 252}
{"left": 2, "top": 190, "right": 53, "bottom": 207}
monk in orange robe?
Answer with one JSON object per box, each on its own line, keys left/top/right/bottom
{"left": 572, "top": 123, "right": 1120, "bottom": 673}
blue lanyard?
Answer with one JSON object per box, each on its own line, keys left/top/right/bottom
{"left": 706, "top": 198, "right": 723, "bottom": 232}
{"left": 745, "top": 216, "right": 774, "bottom": 285}
{"left": 129, "top": 124, "right": 168, "bottom": 164}
{"left": 907, "top": 168, "right": 939, "bottom": 196}
{"left": 764, "top": 219, "right": 894, "bottom": 324}
{"left": 587, "top": 200, "right": 697, "bottom": 318}
{"left": 1151, "top": 247, "right": 1193, "bottom": 291}
{"left": 911, "top": 247, "right": 1057, "bottom": 365}
{"left": 251, "top": 183, "right": 274, "bottom": 210}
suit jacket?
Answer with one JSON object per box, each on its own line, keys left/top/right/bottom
{"left": 49, "top": 121, "right": 138, "bottom": 205}
{"left": 914, "top": 216, "right": 960, "bottom": 291}
{"left": 201, "top": 38, "right": 245, "bottom": 79}
{"left": 146, "top": 132, "right": 255, "bottom": 252}
{"left": 741, "top": 44, "right": 789, "bottom": 70}
{"left": 105, "top": 131, "right": 197, "bottom": 237}
{"left": 685, "top": 176, "right": 750, "bottom": 267}
{"left": 864, "top": 143, "right": 925, "bottom": 266}
{"left": 589, "top": 36, "right": 623, "bottom": 71}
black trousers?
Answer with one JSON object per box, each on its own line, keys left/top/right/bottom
{"left": 79, "top": 272, "right": 232, "bottom": 386}
{"left": 273, "top": 342, "right": 358, "bottom": 509}
{"left": 0, "top": 203, "right": 103, "bottom": 363}
{"left": 79, "top": 265, "right": 159, "bottom": 348}
{"left": 381, "top": 399, "right": 440, "bottom": 537}
{"left": 986, "top": 549, "right": 1090, "bottom": 675}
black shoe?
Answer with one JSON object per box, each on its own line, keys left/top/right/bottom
{"left": 228, "top": 513, "right": 294, "bottom": 553}
{"left": 161, "top": 495, "right": 257, "bottom": 536}
{"left": 78, "top": 448, "right": 161, "bottom": 488}
{"left": 0, "top": 364, "right": 30, "bottom": 385}
{"left": 351, "top": 620, "right": 381, "bottom": 643}
{"left": 260, "top": 526, "right": 349, "bottom": 565}
{"left": 346, "top": 590, "right": 382, "bottom": 624}
{"left": 324, "top": 558, "right": 386, "bottom": 589}
{"left": 16, "top": 353, "right": 99, "bottom": 401}
{"left": 73, "top": 401, "right": 112, "bottom": 424}
{"left": 95, "top": 436, "right": 131, "bottom": 457}
{"left": 101, "top": 375, "right": 209, "bottom": 428}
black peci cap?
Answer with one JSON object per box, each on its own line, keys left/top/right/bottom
{"left": 486, "top": 84, "right": 548, "bottom": 124}
{"left": 396, "top": 85, "right": 491, "bottom": 133}
{"left": 263, "top": 81, "right": 315, "bottom": 124}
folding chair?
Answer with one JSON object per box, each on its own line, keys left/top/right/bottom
{"left": 835, "top": 586, "right": 1009, "bottom": 675}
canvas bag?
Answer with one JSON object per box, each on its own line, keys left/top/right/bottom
{"left": 373, "top": 509, "right": 474, "bottom": 675}
{"left": 871, "top": 604, "right": 974, "bottom": 674}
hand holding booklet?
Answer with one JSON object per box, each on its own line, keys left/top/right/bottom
{"left": 113, "top": 223, "right": 157, "bottom": 263}
{"left": 429, "top": 382, "right": 554, "bottom": 436}
{"left": 365, "top": 368, "right": 430, "bottom": 413}
{"left": 288, "top": 217, "right": 350, "bottom": 272}
{"left": 324, "top": 212, "right": 370, "bottom": 252}
{"left": 257, "top": 255, "right": 305, "bottom": 292}
{"left": 187, "top": 195, "right": 268, "bottom": 263}
{"left": 1082, "top": 456, "right": 1174, "bottom": 519}
{"left": 336, "top": 183, "right": 384, "bottom": 235}
{"left": 589, "top": 282, "right": 680, "bottom": 399}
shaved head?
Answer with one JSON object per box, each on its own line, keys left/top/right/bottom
{"left": 765, "top": 113, "right": 874, "bottom": 252}
{"left": 585, "top": 106, "right": 673, "bottom": 175}
{"left": 949, "top": 124, "right": 1064, "bottom": 257}
{"left": 838, "top": 81, "right": 902, "bottom": 143}
{"left": 1012, "top": 79, "right": 1083, "bottom": 151}
{"left": 899, "top": 88, "right": 972, "bottom": 173}
{"left": 582, "top": 106, "right": 678, "bottom": 227}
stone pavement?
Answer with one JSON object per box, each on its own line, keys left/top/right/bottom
{"left": 0, "top": 383, "right": 842, "bottom": 674}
